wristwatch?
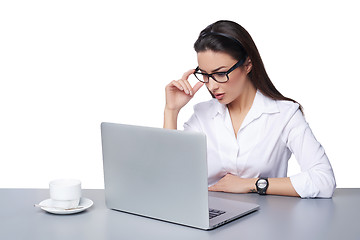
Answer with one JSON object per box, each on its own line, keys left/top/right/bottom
{"left": 256, "top": 178, "right": 269, "bottom": 195}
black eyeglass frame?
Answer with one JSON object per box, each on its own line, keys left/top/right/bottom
{"left": 193, "top": 57, "right": 246, "bottom": 83}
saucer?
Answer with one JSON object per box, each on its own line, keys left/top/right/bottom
{"left": 37, "top": 197, "right": 93, "bottom": 215}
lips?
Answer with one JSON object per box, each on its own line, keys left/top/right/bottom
{"left": 214, "top": 93, "right": 225, "bottom": 100}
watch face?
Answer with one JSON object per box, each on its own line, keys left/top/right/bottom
{"left": 257, "top": 179, "right": 267, "bottom": 188}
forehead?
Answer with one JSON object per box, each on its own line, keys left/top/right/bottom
{"left": 197, "top": 50, "right": 236, "bottom": 72}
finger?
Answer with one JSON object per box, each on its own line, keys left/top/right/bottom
{"left": 208, "top": 184, "right": 219, "bottom": 192}
{"left": 181, "top": 79, "right": 193, "bottom": 96}
{"left": 192, "top": 82, "right": 204, "bottom": 95}
{"left": 170, "top": 80, "right": 184, "bottom": 91}
{"left": 177, "top": 80, "right": 190, "bottom": 95}
{"left": 182, "top": 69, "right": 196, "bottom": 81}
{"left": 209, "top": 186, "right": 222, "bottom": 192}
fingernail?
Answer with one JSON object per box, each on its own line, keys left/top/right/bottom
{"left": 190, "top": 91, "right": 193, "bottom": 96}
{"left": 185, "top": 90, "right": 189, "bottom": 94}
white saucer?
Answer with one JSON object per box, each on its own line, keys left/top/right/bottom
{"left": 37, "top": 197, "right": 93, "bottom": 215}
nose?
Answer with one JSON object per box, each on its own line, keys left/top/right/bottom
{"left": 206, "top": 77, "right": 220, "bottom": 93}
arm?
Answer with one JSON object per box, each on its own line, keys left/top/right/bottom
{"left": 285, "top": 109, "right": 336, "bottom": 198}
{"left": 163, "top": 108, "right": 179, "bottom": 130}
{"left": 208, "top": 174, "right": 300, "bottom": 197}
{"left": 209, "top": 108, "right": 336, "bottom": 198}
{"left": 163, "top": 69, "right": 204, "bottom": 130}
{"left": 266, "top": 177, "right": 299, "bottom": 197}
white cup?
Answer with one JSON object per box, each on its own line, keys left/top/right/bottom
{"left": 49, "top": 179, "right": 81, "bottom": 209}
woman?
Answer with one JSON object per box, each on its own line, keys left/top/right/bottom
{"left": 163, "top": 20, "right": 336, "bottom": 198}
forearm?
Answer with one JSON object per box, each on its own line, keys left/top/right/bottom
{"left": 209, "top": 174, "right": 300, "bottom": 197}
{"left": 248, "top": 177, "right": 300, "bottom": 197}
{"left": 163, "top": 107, "right": 180, "bottom": 130}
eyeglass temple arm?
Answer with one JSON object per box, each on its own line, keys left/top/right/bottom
{"left": 227, "top": 58, "right": 246, "bottom": 73}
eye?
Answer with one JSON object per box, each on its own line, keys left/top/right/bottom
{"left": 214, "top": 72, "right": 226, "bottom": 77}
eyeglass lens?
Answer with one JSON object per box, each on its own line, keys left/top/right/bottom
{"left": 194, "top": 72, "right": 228, "bottom": 83}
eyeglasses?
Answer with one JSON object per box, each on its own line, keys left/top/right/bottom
{"left": 193, "top": 58, "right": 245, "bottom": 83}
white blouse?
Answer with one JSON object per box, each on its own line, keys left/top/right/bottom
{"left": 183, "top": 90, "right": 336, "bottom": 198}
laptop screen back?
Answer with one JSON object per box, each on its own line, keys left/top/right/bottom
{"left": 101, "top": 122, "right": 210, "bottom": 229}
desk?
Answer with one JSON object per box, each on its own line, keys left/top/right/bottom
{"left": 0, "top": 188, "right": 359, "bottom": 240}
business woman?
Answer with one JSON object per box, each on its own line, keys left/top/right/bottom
{"left": 163, "top": 20, "right": 336, "bottom": 198}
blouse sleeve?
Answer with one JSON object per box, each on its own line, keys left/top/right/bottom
{"left": 183, "top": 113, "right": 203, "bottom": 133}
{"left": 283, "top": 108, "right": 336, "bottom": 198}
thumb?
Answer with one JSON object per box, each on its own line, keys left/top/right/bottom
{"left": 208, "top": 184, "right": 217, "bottom": 192}
{"left": 192, "top": 82, "right": 204, "bottom": 95}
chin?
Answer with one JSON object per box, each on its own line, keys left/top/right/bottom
{"left": 219, "top": 95, "right": 234, "bottom": 105}
{"left": 218, "top": 98, "right": 231, "bottom": 105}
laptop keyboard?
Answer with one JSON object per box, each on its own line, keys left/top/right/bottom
{"left": 209, "top": 208, "right": 226, "bottom": 219}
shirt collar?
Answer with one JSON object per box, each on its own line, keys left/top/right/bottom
{"left": 210, "top": 89, "right": 280, "bottom": 119}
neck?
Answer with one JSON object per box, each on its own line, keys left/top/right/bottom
{"left": 227, "top": 81, "right": 257, "bottom": 113}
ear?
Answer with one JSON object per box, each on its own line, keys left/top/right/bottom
{"left": 245, "top": 57, "right": 252, "bottom": 74}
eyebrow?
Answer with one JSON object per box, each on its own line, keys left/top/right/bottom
{"left": 198, "top": 66, "right": 227, "bottom": 73}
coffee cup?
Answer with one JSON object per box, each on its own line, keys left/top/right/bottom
{"left": 49, "top": 179, "right": 81, "bottom": 209}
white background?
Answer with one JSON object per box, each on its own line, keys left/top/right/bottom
{"left": 1, "top": 0, "right": 359, "bottom": 188}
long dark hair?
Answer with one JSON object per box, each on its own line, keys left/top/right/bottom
{"left": 194, "top": 20, "right": 303, "bottom": 114}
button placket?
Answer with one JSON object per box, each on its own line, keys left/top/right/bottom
{"left": 213, "top": 115, "right": 239, "bottom": 174}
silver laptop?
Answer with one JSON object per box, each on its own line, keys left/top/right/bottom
{"left": 101, "top": 122, "right": 259, "bottom": 230}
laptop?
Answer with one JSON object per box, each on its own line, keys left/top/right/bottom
{"left": 101, "top": 122, "right": 259, "bottom": 230}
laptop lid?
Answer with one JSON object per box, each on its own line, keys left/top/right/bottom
{"left": 101, "top": 122, "right": 210, "bottom": 229}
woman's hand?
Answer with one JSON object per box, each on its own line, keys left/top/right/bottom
{"left": 208, "top": 174, "right": 257, "bottom": 194}
{"left": 165, "top": 69, "right": 204, "bottom": 112}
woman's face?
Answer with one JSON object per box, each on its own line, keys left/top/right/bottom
{"left": 196, "top": 50, "right": 252, "bottom": 105}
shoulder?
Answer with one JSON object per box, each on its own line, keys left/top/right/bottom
{"left": 275, "top": 98, "right": 300, "bottom": 117}
{"left": 260, "top": 92, "right": 306, "bottom": 135}
{"left": 255, "top": 90, "right": 300, "bottom": 119}
{"left": 183, "top": 99, "right": 216, "bottom": 132}
{"left": 274, "top": 99, "right": 308, "bottom": 142}
{"left": 277, "top": 98, "right": 306, "bottom": 124}
{"left": 269, "top": 96, "right": 304, "bottom": 127}
{"left": 193, "top": 98, "right": 216, "bottom": 110}
{"left": 192, "top": 98, "right": 218, "bottom": 118}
